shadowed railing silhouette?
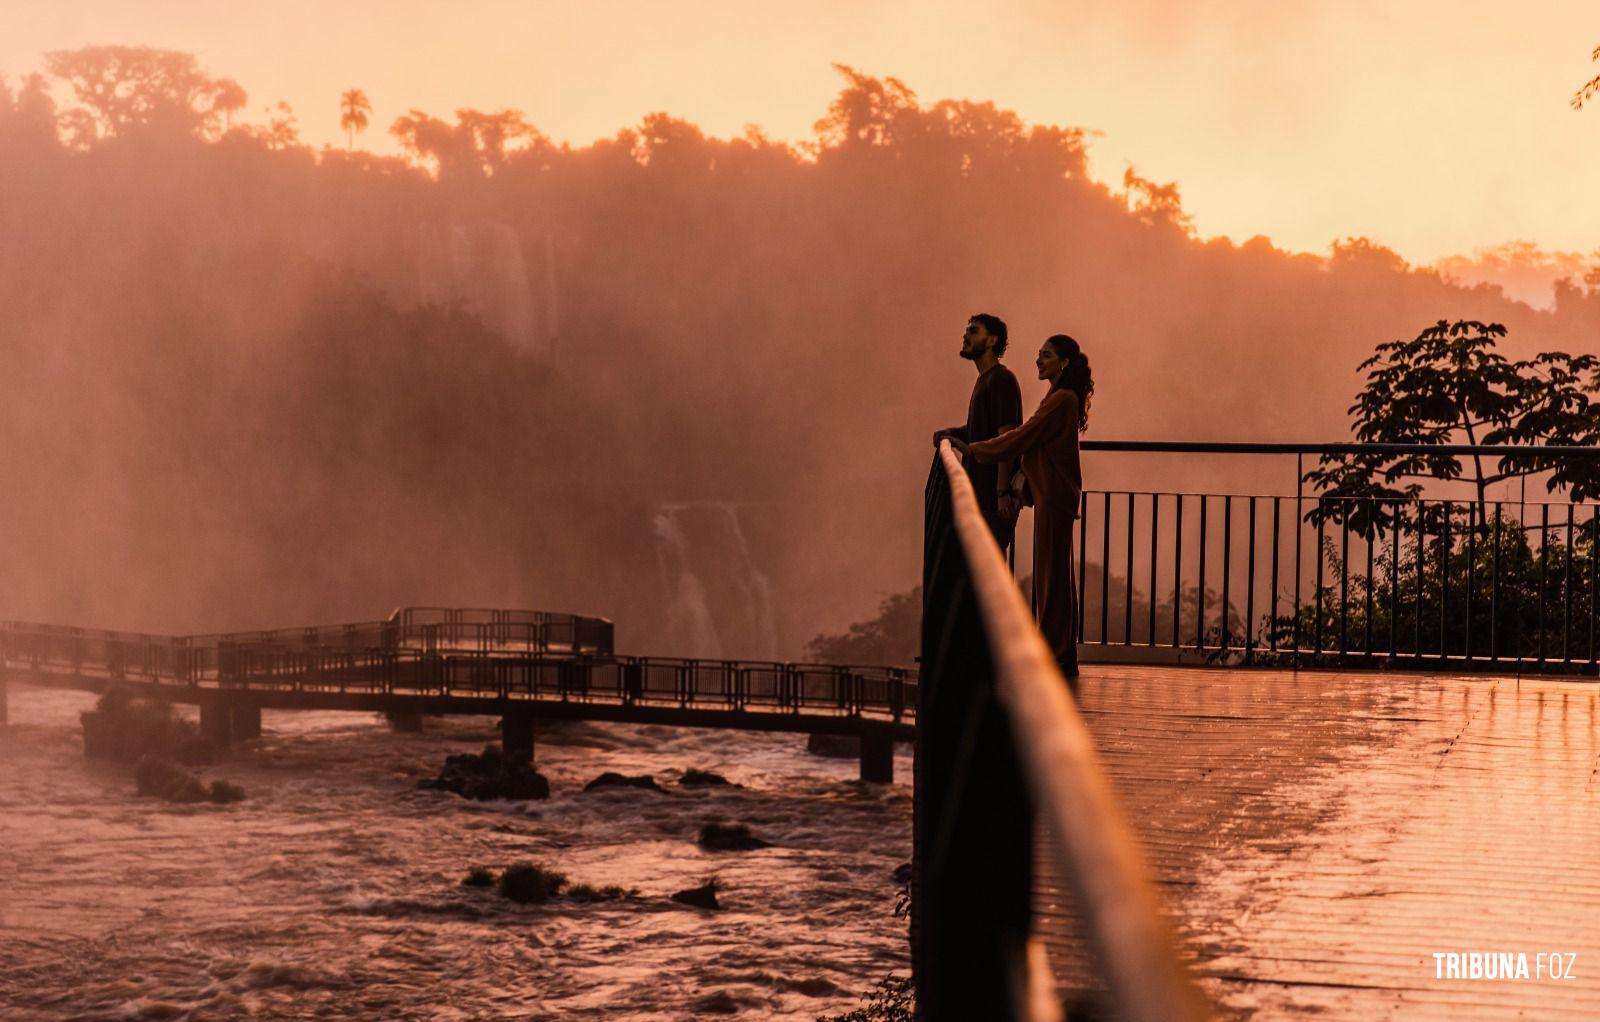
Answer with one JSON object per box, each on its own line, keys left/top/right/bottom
{"left": 917, "top": 439, "right": 1206, "bottom": 1022}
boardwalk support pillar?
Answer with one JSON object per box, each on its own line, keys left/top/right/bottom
{"left": 199, "top": 698, "right": 232, "bottom": 747}
{"left": 860, "top": 733, "right": 894, "bottom": 783}
{"left": 501, "top": 708, "right": 535, "bottom": 762}
{"left": 230, "top": 703, "right": 261, "bottom": 740}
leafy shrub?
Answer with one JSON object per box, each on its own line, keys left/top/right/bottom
{"left": 816, "top": 974, "right": 913, "bottom": 1022}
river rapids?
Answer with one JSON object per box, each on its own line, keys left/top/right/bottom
{"left": 0, "top": 685, "right": 912, "bottom": 1020}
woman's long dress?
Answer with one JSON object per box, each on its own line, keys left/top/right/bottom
{"left": 968, "top": 386, "right": 1083, "bottom": 675}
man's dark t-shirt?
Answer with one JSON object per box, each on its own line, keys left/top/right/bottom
{"left": 947, "top": 363, "right": 1023, "bottom": 543}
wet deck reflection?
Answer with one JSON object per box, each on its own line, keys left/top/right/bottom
{"left": 1039, "top": 666, "right": 1600, "bottom": 1020}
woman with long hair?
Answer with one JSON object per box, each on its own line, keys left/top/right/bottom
{"left": 954, "top": 334, "right": 1091, "bottom": 681}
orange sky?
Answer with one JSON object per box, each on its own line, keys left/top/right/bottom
{"left": 8, "top": 1, "right": 1600, "bottom": 264}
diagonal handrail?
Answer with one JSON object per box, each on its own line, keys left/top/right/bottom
{"left": 935, "top": 439, "right": 1208, "bottom": 1022}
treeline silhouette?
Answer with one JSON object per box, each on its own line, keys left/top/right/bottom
{"left": 7, "top": 49, "right": 1600, "bottom": 656}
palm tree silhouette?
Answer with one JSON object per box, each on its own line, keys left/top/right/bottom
{"left": 340, "top": 88, "right": 371, "bottom": 150}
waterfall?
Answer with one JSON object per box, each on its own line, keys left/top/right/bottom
{"left": 651, "top": 503, "right": 779, "bottom": 659}
{"left": 416, "top": 223, "right": 550, "bottom": 358}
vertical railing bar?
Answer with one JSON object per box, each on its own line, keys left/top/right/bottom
{"left": 1591, "top": 506, "right": 1599, "bottom": 667}
{"left": 1539, "top": 504, "right": 1549, "bottom": 666}
{"left": 1173, "top": 495, "right": 1184, "bottom": 649}
{"left": 1492, "top": 503, "right": 1501, "bottom": 664}
{"left": 1149, "top": 493, "right": 1160, "bottom": 647}
{"left": 1220, "top": 496, "right": 1233, "bottom": 656}
{"left": 1565, "top": 503, "right": 1574, "bottom": 664}
{"left": 1246, "top": 496, "right": 1257, "bottom": 661}
{"left": 1270, "top": 496, "right": 1281, "bottom": 654}
{"left": 1441, "top": 502, "right": 1452, "bottom": 660}
{"left": 1466, "top": 500, "right": 1476, "bottom": 664}
{"left": 1414, "top": 502, "right": 1424, "bottom": 658}
{"left": 1363, "top": 497, "right": 1374, "bottom": 661}
{"left": 1294, "top": 482, "right": 1304, "bottom": 663}
{"left": 1079, "top": 491, "right": 1090, "bottom": 643}
{"left": 1101, "top": 491, "right": 1112, "bottom": 644}
{"left": 1125, "top": 491, "right": 1136, "bottom": 645}
{"left": 1314, "top": 501, "right": 1325, "bottom": 662}
{"left": 1197, "top": 496, "right": 1209, "bottom": 652}
{"left": 1388, "top": 500, "right": 1399, "bottom": 658}
{"left": 1338, "top": 505, "right": 1349, "bottom": 658}
{"left": 1513, "top": 499, "right": 1526, "bottom": 666}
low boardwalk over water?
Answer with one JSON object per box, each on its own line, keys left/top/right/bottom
{"left": 0, "top": 607, "right": 915, "bottom": 782}
{"left": 1043, "top": 664, "right": 1600, "bottom": 1020}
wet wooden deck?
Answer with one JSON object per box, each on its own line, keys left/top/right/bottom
{"left": 1038, "top": 665, "right": 1600, "bottom": 1020}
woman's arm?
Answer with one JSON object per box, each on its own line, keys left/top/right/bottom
{"left": 969, "top": 389, "right": 1078, "bottom": 464}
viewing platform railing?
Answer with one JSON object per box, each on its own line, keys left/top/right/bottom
{"left": 0, "top": 606, "right": 615, "bottom": 686}
{"left": 1074, "top": 441, "right": 1600, "bottom": 673}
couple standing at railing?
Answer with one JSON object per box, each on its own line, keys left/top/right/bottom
{"left": 933, "top": 313, "right": 1093, "bottom": 682}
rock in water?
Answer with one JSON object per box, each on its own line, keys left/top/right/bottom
{"left": 498, "top": 862, "right": 567, "bottom": 904}
{"left": 670, "top": 879, "right": 721, "bottom": 910}
{"left": 679, "top": 769, "right": 739, "bottom": 788}
{"left": 81, "top": 688, "right": 211, "bottom": 764}
{"left": 418, "top": 744, "right": 550, "bottom": 801}
{"left": 697, "top": 821, "right": 770, "bottom": 851}
{"left": 583, "top": 771, "right": 663, "bottom": 793}
{"left": 134, "top": 756, "right": 208, "bottom": 803}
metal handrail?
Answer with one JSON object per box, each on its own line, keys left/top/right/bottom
{"left": 935, "top": 440, "right": 1207, "bottom": 1022}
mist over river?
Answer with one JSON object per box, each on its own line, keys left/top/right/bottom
{"left": 0, "top": 685, "right": 912, "bottom": 1020}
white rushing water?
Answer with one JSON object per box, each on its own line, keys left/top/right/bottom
{"left": 652, "top": 504, "right": 780, "bottom": 661}
{"left": 0, "top": 685, "right": 911, "bottom": 1020}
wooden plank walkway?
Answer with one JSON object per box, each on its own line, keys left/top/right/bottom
{"left": 1038, "top": 665, "right": 1600, "bottom": 1020}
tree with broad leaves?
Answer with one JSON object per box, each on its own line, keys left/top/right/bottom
{"left": 1304, "top": 320, "right": 1600, "bottom": 537}
{"left": 44, "top": 46, "right": 245, "bottom": 145}
{"left": 389, "top": 107, "right": 544, "bottom": 179}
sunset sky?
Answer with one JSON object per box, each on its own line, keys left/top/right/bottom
{"left": 8, "top": 1, "right": 1600, "bottom": 265}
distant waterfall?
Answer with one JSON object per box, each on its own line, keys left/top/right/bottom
{"left": 416, "top": 223, "right": 554, "bottom": 358}
{"left": 652, "top": 503, "right": 778, "bottom": 659}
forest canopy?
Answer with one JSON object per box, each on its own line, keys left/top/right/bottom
{"left": 5, "top": 48, "right": 1599, "bottom": 658}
